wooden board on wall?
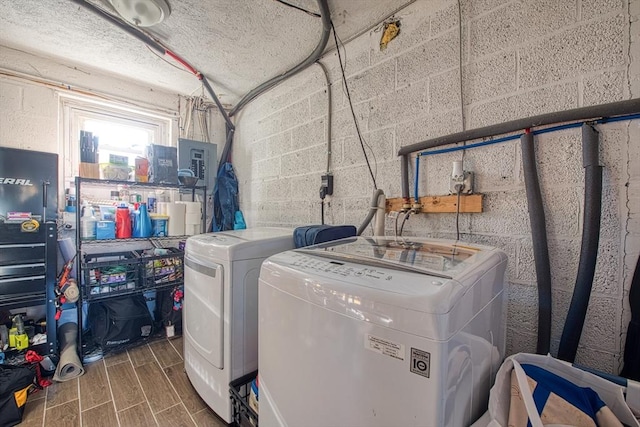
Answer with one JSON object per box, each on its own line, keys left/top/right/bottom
{"left": 385, "top": 194, "right": 483, "bottom": 213}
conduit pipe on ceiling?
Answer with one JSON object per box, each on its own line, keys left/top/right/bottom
{"left": 69, "top": 0, "right": 165, "bottom": 53}
{"left": 199, "top": 69, "right": 235, "bottom": 130}
{"left": 69, "top": 0, "right": 234, "bottom": 132}
{"left": 316, "top": 61, "right": 332, "bottom": 173}
{"left": 520, "top": 131, "right": 552, "bottom": 355}
{"left": 398, "top": 98, "right": 640, "bottom": 200}
{"left": 218, "top": 0, "right": 330, "bottom": 169}
{"left": 558, "top": 124, "right": 603, "bottom": 363}
{"left": 228, "top": 0, "right": 331, "bottom": 117}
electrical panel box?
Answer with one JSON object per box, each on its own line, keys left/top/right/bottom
{"left": 178, "top": 139, "right": 217, "bottom": 192}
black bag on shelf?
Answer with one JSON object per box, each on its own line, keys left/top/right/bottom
{"left": 0, "top": 364, "right": 35, "bottom": 427}
{"left": 87, "top": 294, "right": 154, "bottom": 350}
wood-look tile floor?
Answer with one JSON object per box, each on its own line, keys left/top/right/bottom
{"left": 19, "top": 336, "right": 228, "bottom": 427}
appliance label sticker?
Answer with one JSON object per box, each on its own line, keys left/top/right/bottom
{"left": 410, "top": 348, "right": 431, "bottom": 378}
{"left": 365, "top": 334, "right": 405, "bottom": 361}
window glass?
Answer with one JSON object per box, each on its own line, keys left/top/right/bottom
{"left": 61, "top": 95, "right": 173, "bottom": 184}
{"left": 82, "top": 118, "right": 154, "bottom": 168}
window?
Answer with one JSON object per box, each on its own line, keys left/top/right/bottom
{"left": 61, "top": 94, "right": 174, "bottom": 184}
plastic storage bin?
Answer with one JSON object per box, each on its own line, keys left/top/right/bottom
{"left": 81, "top": 251, "right": 139, "bottom": 300}
{"left": 134, "top": 247, "right": 184, "bottom": 288}
{"left": 230, "top": 371, "right": 259, "bottom": 427}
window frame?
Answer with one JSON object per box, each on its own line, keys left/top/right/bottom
{"left": 60, "top": 94, "right": 174, "bottom": 184}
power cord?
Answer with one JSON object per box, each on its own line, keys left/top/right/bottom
{"left": 331, "top": 21, "right": 378, "bottom": 190}
{"left": 395, "top": 210, "right": 411, "bottom": 237}
{"left": 272, "top": 0, "right": 321, "bottom": 17}
{"left": 320, "top": 186, "right": 327, "bottom": 224}
{"left": 455, "top": 184, "right": 463, "bottom": 241}
{"left": 399, "top": 211, "right": 411, "bottom": 236}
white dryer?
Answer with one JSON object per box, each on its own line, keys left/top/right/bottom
{"left": 184, "top": 227, "right": 294, "bottom": 423}
{"left": 259, "top": 236, "right": 507, "bottom": 427}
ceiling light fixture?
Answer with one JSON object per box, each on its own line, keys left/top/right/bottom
{"left": 109, "top": 0, "right": 171, "bottom": 27}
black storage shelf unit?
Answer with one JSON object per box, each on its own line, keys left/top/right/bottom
{"left": 0, "top": 222, "right": 58, "bottom": 356}
{"left": 74, "top": 177, "right": 203, "bottom": 356}
{"left": 75, "top": 177, "right": 206, "bottom": 202}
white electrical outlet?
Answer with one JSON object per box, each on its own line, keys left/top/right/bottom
{"left": 449, "top": 161, "right": 474, "bottom": 194}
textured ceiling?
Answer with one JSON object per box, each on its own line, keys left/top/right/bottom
{"left": 0, "top": 0, "right": 412, "bottom": 107}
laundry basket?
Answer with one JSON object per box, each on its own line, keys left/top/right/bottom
{"left": 230, "top": 371, "right": 259, "bottom": 427}
{"left": 471, "top": 353, "right": 640, "bottom": 427}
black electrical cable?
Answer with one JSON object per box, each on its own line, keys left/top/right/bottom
{"left": 398, "top": 211, "right": 411, "bottom": 236}
{"left": 333, "top": 28, "right": 379, "bottom": 180}
{"left": 321, "top": 200, "right": 325, "bottom": 224}
{"left": 272, "top": 0, "right": 321, "bottom": 17}
{"left": 316, "top": 61, "right": 333, "bottom": 173}
{"left": 331, "top": 21, "right": 378, "bottom": 190}
{"left": 455, "top": 188, "right": 462, "bottom": 241}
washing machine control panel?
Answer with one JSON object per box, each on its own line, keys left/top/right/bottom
{"left": 281, "top": 252, "right": 449, "bottom": 293}
{"left": 201, "top": 234, "right": 234, "bottom": 243}
{"left": 291, "top": 253, "right": 395, "bottom": 281}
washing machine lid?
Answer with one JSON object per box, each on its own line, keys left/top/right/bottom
{"left": 186, "top": 227, "right": 294, "bottom": 261}
{"left": 298, "top": 236, "right": 487, "bottom": 278}
{"left": 262, "top": 236, "right": 506, "bottom": 316}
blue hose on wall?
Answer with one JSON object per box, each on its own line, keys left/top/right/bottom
{"left": 558, "top": 124, "right": 603, "bottom": 363}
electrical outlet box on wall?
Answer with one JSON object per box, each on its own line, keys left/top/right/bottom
{"left": 449, "top": 171, "right": 474, "bottom": 195}
{"left": 178, "top": 138, "right": 217, "bottom": 192}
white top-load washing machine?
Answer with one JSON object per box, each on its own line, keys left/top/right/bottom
{"left": 184, "top": 227, "right": 294, "bottom": 423}
{"left": 259, "top": 236, "right": 507, "bottom": 427}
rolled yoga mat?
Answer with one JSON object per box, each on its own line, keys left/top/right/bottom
{"left": 53, "top": 322, "right": 85, "bottom": 382}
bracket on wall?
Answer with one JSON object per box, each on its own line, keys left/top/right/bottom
{"left": 385, "top": 194, "right": 484, "bottom": 214}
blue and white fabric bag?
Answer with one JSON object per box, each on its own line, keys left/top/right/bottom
{"left": 474, "top": 353, "right": 640, "bottom": 427}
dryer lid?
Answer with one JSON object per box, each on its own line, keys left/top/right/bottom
{"left": 186, "top": 227, "right": 294, "bottom": 261}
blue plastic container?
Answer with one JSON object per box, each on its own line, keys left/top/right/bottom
{"left": 96, "top": 220, "right": 115, "bottom": 240}
{"left": 150, "top": 215, "right": 169, "bottom": 237}
{"left": 133, "top": 203, "right": 152, "bottom": 238}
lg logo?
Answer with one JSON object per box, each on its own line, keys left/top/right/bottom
{"left": 414, "top": 359, "right": 428, "bottom": 372}
{"left": 410, "top": 348, "right": 431, "bottom": 378}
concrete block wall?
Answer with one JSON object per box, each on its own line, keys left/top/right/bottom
{"left": 0, "top": 45, "right": 184, "bottom": 156}
{"left": 234, "top": 0, "right": 640, "bottom": 373}
{"left": 0, "top": 76, "right": 59, "bottom": 153}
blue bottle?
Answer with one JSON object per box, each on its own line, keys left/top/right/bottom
{"left": 133, "top": 203, "right": 152, "bottom": 238}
